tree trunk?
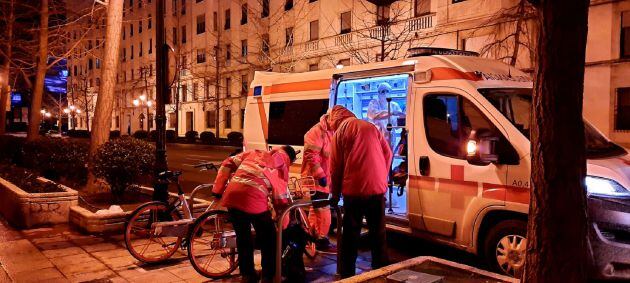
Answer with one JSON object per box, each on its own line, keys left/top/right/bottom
{"left": 509, "top": 1, "right": 525, "bottom": 66}
{"left": 26, "top": 0, "right": 49, "bottom": 141}
{"left": 87, "top": 0, "right": 124, "bottom": 192}
{"left": 523, "top": 0, "right": 590, "bottom": 282}
{"left": 0, "top": 0, "right": 14, "bottom": 135}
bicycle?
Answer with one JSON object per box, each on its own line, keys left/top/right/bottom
{"left": 287, "top": 176, "right": 327, "bottom": 259}
{"left": 123, "top": 163, "right": 239, "bottom": 278}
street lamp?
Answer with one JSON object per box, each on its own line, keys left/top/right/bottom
{"left": 132, "top": 95, "right": 154, "bottom": 131}
{"left": 64, "top": 105, "right": 80, "bottom": 130}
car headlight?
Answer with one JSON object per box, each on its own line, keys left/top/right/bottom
{"left": 585, "top": 176, "right": 630, "bottom": 198}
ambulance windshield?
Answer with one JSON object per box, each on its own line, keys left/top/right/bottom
{"left": 479, "top": 88, "right": 626, "bottom": 158}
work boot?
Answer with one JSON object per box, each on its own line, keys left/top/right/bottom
{"left": 315, "top": 237, "right": 337, "bottom": 253}
{"left": 240, "top": 273, "right": 259, "bottom": 283}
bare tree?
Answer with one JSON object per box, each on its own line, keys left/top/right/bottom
{"left": 87, "top": 0, "right": 124, "bottom": 192}
{"left": 0, "top": 0, "right": 15, "bottom": 135}
{"left": 522, "top": 0, "right": 590, "bottom": 282}
{"left": 26, "top": 0, "right": 50, "bottom": 141}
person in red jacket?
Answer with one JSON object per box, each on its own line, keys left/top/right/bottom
{"left": 301, "top": 105, "right": 356, "bottom": 251}
{"left": 330, "top": 106, "right": 393, "bottom": 278}
{"left": 212, "top": 145, "right": 297, "bottom": 283}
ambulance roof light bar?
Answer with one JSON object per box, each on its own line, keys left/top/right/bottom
{"left": 408, "top": 47, "right": 479, "bottom": 58}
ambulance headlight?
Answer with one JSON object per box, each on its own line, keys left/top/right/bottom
{"left": 585, "top": 176, "right": 630, "bottom": 198}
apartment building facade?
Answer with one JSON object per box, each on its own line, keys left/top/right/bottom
{"left": 66, "top": 0, "right": 630, "bottom": 143}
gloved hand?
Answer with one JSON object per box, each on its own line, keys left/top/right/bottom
{"left": 318, "top": 177, "right": 327, "bottom": 187}
{"left": 212, "top": 192, "right": 222, "bottom": 199}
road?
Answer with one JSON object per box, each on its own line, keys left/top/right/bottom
{"left": 166, "top": 143, "right": 239, "bottom": 196}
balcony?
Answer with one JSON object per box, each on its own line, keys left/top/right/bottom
{"left": 305, "top": 40, "right": 319, "bottom": 52}
{"left": 334, "top": 33, "right": 353, "bottom": 46}
{"left": 408, "top": 13, "right": 434, "bottom": 31}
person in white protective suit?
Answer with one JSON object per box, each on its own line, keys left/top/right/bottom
{"left": 367, "top": 82, "right": 405, "bottom": 144}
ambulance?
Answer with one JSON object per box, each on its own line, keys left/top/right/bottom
{"left": 243, "top": 48, "right": 630, "bottom": 280}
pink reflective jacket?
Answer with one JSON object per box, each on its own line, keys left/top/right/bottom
{"left": 302, "top": 106, "right": 358, "bottom": 193}
{"left": 331, "top": 117, "right": 393, "bottom": 197}
{"left": 212, "top": 149, "right": 291, "bottom": 214}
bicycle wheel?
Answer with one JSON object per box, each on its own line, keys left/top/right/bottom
{"left": 124, "top": 201, "right": 183, "bottom": 263}
{"left": 187, "top": 210, "right": 239, "bottom": 278}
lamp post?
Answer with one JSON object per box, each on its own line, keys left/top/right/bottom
{"left": 63, "top": 105, "right": 80, "bottom": 130}
{"left": 132, "top": 94, "right": 154, "bottom": 131}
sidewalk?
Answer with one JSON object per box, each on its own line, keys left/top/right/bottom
{"left": 0, "top": 218, "right": 369, "bottom": 283}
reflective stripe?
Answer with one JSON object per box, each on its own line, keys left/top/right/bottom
{"left": 304, "top": 144, "right": 322, "bottom": 152}
{"left": 231, "top": 176, "right": 270, "bottom": 196}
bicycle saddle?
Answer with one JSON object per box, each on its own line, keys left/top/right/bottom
{"left": 158, "top": 170, "right": 182, "bottom": 180}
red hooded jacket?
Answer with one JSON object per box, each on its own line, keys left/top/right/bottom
{"left": 331, "top": 116, "right": 393, "bottom": 197}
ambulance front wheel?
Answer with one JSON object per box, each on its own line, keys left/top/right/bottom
{"left": 483, "top": 219, "right": 527, "bottom": 279}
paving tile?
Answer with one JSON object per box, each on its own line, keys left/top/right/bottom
{"left": 42, "top": 247, "right": 87, "bottom": 259}
{"left": 99, "top": 255, "right": 138, "bottom": 271}
{"left": 67, "top": 269, "right": 115, "bottom": 283}
{"left": 124, "top": 269, "right": 182, "bottom": 283}
{"left": 81, "top": 242, "right": 120, "bottom": 253}
{"left": 166, "top": 265, "right": 202, "bottom": 280}
{"left": 50, "top": 253, "right": 99, "bottom": 267}
{"left": 55, "top": 260, "right": 109, "bottom": 276}
{"left": 0, "top": 240, "right": 55, "bottom": 274}
{"left": 12, "top": 267, "right": 66, "bottom": 283}
{"left": 91, "top": 249, "right": 133, "bottom": 260}
{"left": 34, "top": 240, "right": 76, "bottom": 251}
{"left": 116, "top": 267, "right": 150, "bottom": 280}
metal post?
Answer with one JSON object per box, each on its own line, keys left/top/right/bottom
{"left": 274, "top": 199, "right": 341, "bottom": 283}
{"left": 153, "top": 0, "right": 169, "bottom": 202}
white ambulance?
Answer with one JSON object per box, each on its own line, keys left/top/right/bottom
{"left": 243, "top": 48, "right": 630, "bottom": 280}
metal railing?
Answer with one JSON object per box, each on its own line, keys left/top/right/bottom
{"left": 274, "top": 199, "right": 343, "bottom": 283}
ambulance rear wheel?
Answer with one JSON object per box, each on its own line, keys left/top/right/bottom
{"left": 483, "top": 219, "right": 527, "bottom": 278}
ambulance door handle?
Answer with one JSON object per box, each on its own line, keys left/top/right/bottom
{"left": 419, "top": 156, "right": 430, "bottom": 176}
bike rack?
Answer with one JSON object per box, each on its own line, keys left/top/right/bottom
{"left": 188, "top": 183, "right": 214, "bottom": 215}
{"left": 274, "top": 199, "right": 343, "bottom": 283}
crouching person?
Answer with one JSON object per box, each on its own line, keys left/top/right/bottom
{"left": 329, "top": 106, "right": 393, "bottom": 278}
{"left": 212, "top": 145, "right": 297, "bottom": 283}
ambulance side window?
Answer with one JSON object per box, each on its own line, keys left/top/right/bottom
{"left": 424, "top": 94, "right": 518, "bottom": 164}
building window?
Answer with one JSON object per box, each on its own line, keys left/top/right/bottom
{"left": 197, "top": 49, "right": 206, "bottom": 63}
{"left": 340, "top": 11, "right": 352, "bottom": 34}
{"left": 88, "top": 40, "right": 93, "bottom": 49}
{"left": 241, "top": 74, "right": 248, "bottom": 95}
{"left": 139, "top": 42, "right": 143, "bottom": 57}
{"left": 148, "top": 14, "right": 152, "bottom": 29}
{"left": 205, "top": 111, "right": 216, "bottom": 128}
{"left": 130, "top": 23, "right": 134, "bottom": 36}
{"left": 226, "top": 45, "right": 231, "bottom": 62}
{"left": 241, "top": 4, "right": 248, "bottom": 25}
{"left": 181, "top": 25, "right": 187, "bottom": 44}
{"left": 338, "top": 58, "right": 351, "bottom": 66}
{"left": 262, "top": 0, "right": 269, "bottom": 18}
{"left": 193, "top": 82, "right": 198, "bottom": 100}
{"left": 197, "top": 14, "right": 205, "bottom": 34}
{"left": 148, "top": 114, "right": 154, "bottom": 130}
{"left": 310, "top": 20, "right": 319, "bottom": 41}
{"left": 96, "top": 39, "right": 100, "bottom": 49}
{"left": 262, "top": 34, "right": 270, "bottom": 53}
{"left": 139, "top": 20, "right": 142, "bottom": 33}
{"left": 149, "top": 38, "right": 153, "bottom": 54}
{"left": 376, "top": 5, "right": 390, "bottom": 25}
{"left": 213, "top": 12, "right": 218, "bottom": 31}
{"left": 181, "top": 0, "right": 186, "bottom": 14}
{"left": 169, "top": 113, "right": 177, "bottom": 128}
{"left": 88, "top": 58, "right": 93, "bottom": 70}
{"left": 622, "top": 11, "right": 630, "bottom": 58}
{"left": 181, "top": 84, "right": 188, "bottom": 102}
{"left": 225, "top": 109, "right": 232, "bottom": 128}
{"left": 204, "top": 79, "right": 210, "bottom": 99}
{"left": 131, "top": 45, "right": 134, "bottom": 59}
{"left": 452, "top": 0, "right": 467, "bottom": 3}
{"left": 415, "top": 0, "right": 430, "bottom": 16}
{"left": 286, "top": 27, "right": 294, "bottom": 46}
{"left": 225, "top": 9, "right": 231, "bottom": 30}
{"left": 241, "top": 109, "right": 245, "bottom": 129}
{"left": 226, "top": 77, "right": 232, "bottom": 97}
{"left": 241, "top": 40, "right": 248, "bottom": 57}
{"left": 309, "top": 64, "right": 318, "bottom": 71}
{"left": 123, "top": 27, "right": 126, "bottom": 39}
{"left": 172, "top": 27, "right": 177, "bottom": 45}
{"left": 285, "top": 0, "right": 293, "bottom": 11}
{"left": 616, "top": 88, "right": 630, "bottom": 130}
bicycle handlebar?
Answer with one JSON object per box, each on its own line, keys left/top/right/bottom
{"left": 193, "top": 162, "right": 218, "bottom": 171}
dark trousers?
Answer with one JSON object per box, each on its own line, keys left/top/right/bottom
{"left": 228, "top": 209, "right": 276, "bottom": 280}
{"left": 340, "top": 194, "right": 388, "bottom": 278}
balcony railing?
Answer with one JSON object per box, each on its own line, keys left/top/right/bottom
{"left": 334, "top": 33, "right": 353, "bottom": 46}
{"left": 408, "top": 13, "right": 434, "bottom": 31}
{"left": 305, "top": 40, "right": 319, "bottom": 52}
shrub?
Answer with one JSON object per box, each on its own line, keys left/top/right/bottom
{"left": 92, "top": 137, "right": 155, "bottom": 199}
{"left": 67, "top": 129, "right": 90, "bottom": 138}
{"left": 199, "top": 131, "right": 217, "bottom": 145}
{"left": 110, "top": 130, "right": 121, "bottom": 138}
{"left": 0, "top": 164, "right": 63, "bottom": 193}
{"left": 20, "top": 137, "right": 89, "bottom": 184}
{"left": 227, "top": 132, "right": 244, "bottom": 146}
{"left": 132, "top": 130, "right": 149, "bottom": 140}
{"left": 185, "top": 131, "right": 198, "bottom": 143}
{"left": 149, "top": 130, "right": 158, "bottom": 141}
{"left": 166, "top": 130, "right": 177, "bottom": 142}
{"left": 0, "top": 135, "right": 25, "bottom": 163}
{"left": 7, "top": 122, "right": 27, "bottom": 132}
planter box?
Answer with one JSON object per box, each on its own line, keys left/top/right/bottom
{"left": 336, "top": 256, "right": 518, "bottom": 283}
{"left": 0, "top": 176, "right": 78, "bottom": 228}
{"left": 70, "top": 186, "right": 211, "bottom": 234}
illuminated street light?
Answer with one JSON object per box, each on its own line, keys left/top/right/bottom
{"left": 133, "top": 99, "right": 140, "bottom": 106}
{"left": 76, "top": 109, "right": 81, "bottom": 114}
{"left": 139, "top": 94, "right": 146, "bottom": 101}
{"left": 44, "top": 112, "right": 52, "bottom": 118}
{"left": 69, "top": 105, "right": 76, "bottom": 111}
{"left": 147, "top": 100, "right": 153, "bottom": 107}
{"left": 40, "top": 109, "right": 47, "bottom": 114}
{"left": 63, "top": 108, "right": 70, "bottom": 114}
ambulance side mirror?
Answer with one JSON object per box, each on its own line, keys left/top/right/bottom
{"left": 465, "top": 129, "right": 499, "bottom": 166}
